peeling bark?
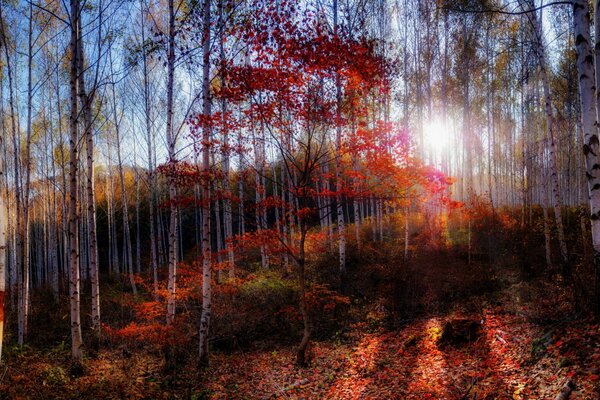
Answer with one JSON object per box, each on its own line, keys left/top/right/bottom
{"left": 573, "top": 0, "right": 600, "bottom": 313}
{"left": 69, "top": 0, "right": 83, "bottom": 365}
{"left": 198, "top": 0, "right": 213, "bottom": 367}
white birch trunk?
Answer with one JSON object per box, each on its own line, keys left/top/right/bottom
{"left": 523, "top": 2, "right": 569, "bottom": 268}
{"left": 0, "top": 119, "right": 6, "bottom": 362}
{"left": 404, "top": 206, "right": 409, "bottom": 260}
{"left": 252, "top": 106, "right": 268, "bottom": 268}
{"left": 69, "top": 0, "right": 83, "bottom": 364}
{"left": 19, "top": 1, "right": 34, "bottom": 346}
{"left": 238, "top": 122, "right": 245, "bottom": 237}
{"left": 198, "top": 0, "right": 213, "bottom": 366}
{"left": 165, "top": 0, "right": 178, "bottom": 324}
{"left": 218, "top": 0, "right": 234, "bottom": 276}
{"left": 139, "top": 2, "right": 159, "bottom": 296}
{"left": 77, "top": 20, "right": 101, "bottom": 335}
{"left": 2, "top": 0, "right": 24, "bottom": 346}
{"left": 542, "top": 139, "right": 553, "bottom": 267}
{"left": 333, "top": 0, "right": 346, "bottom": 282}
{"left": 574, "top": 0, "right": 600, "bottom": 312}
{"left": 109, "top": 51, "right": 137, "bottom": 295}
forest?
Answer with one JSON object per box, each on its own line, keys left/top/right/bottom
{"left": 0, "top": 0, "right": 600, "bottom": 398}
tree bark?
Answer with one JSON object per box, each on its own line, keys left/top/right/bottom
{"left": 139, "top": 2, "right": 159, "bottom": 296}
{"left": 0, "top": 118, "right": 6, "bottom": 361}
{"left": 109, "top": 49, "right": 137, "bottom": 295}
{"left": 165, "top": 0, "right": 178, "bottom": 325}
{"left": 1, "top": 2, "right": 23, "bottom": 347}
{"left": 77, "top": 16, "right": 101, "bottom": 337}
{"left": 295, "top": 225, "right": 311, "bottom": 367}
{"left": 333, "top": 0, "right": 346, "bottom": 285}
{"left": 573, "top": 0, "right": 600, "bottom": 313}
{"left": 218, "top": 0, "right": 234, "bottom": 277}
{"left": 522, "top": 0, "right": 569, "bottom": 271}
{"left": 198, "top": 0, "right": 212, "bottom": 367}
{"left": 19, "top": 1, "right": 35, "bottom": 347}
{"left": 69, "top": 0, "right": 83, "bottom": 366}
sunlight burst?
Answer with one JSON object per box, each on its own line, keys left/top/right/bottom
{"left": 424, "top": 120, "right": 452, "bottom": 154}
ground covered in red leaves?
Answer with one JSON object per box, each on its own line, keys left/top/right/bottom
{"left": 200, "top": 292, "right": 600, "bottom": 399}
{"left": 1, "top": 280, "right": 599, "bottom": 399}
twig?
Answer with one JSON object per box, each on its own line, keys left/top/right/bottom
{"left": 555, "top": 379, "right": 575, "bottom": 400}
{"left": 495, "top": 334, "right": 507, "bottom": 344}
{"left": 460, "top": 377, "right": 478, "bottom": 400}
{"left": 264, "top": 378, "right": 309, "bottom": 400}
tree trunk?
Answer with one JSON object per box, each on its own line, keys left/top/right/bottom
{"left": 213, "top": 171, "right": 223, "bottom": 270}
{"left": 69, "top": 0, "right": 83, "bottom": 366}
{"left": 238, "top": 123, "right": 245, "bottom": 237}
{"left": 251, "top": 97, "right": 269, "bottom": 269}
{"left": 198, "top": 0, "right": 212, "bottom": 367}
{"left": 404, "top": 205, "right": 409, "bottom": 260}
{"left": 573, "top": 0, "right": 600, "bottom": 314}
{"left": 107, "top": 148, "right": 118, "bottom": 274}
{"left": 218, "top": 0, "right": 234, "bottom": 277}
{"left": 48, "top": 95, "right": 60, "bottom": 299}
{"left": 0, "top": 125, "right": 6, "bottom": 361}
{"left": 77, "top": 19, "right": 101, "bottom": 338}
{"left": 139, "top": 3, "right": 159, "bottom": 295}
{"left": 542, "top": 160, "right": 553, "bottom": 267}
{"left": 1, "top": 1, "right": 23, "bottom": 347}
{"left": 135, "top": 163, "right": 141, "bottom": 275}
{"left": 333, "top": 0, "right": 346, "bottom": 284}
{"left": 523, "top": 0, "right": 569, "bottom": 271}
{"left": 19, "top": 1, "right": 35, "bottom": 347}
{"left": 295, "top": 225, "right": 311, "bottom": 366}
{"left": 109, "top": 50, "right": 137, "bottom": 295}
{"left": 165, "top": 0, "right": 178, "bottom": 325}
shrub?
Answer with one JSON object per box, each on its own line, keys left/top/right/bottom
{"left": 44, "top": 366, "right": 68, "bottom": 386}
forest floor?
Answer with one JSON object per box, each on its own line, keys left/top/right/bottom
{"left": 1, "top": 277, "right": 599, "bottom": 399}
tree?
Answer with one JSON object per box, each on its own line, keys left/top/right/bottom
{"left": 333, "top": 0, "right": 347, "bottom": 287}
{"left": 218, "top": 0, "right": 234, "bottom": 276}
{"left": 165, "top": 0, "right": 178, "bottom": 326}
{"left": 77, "top": 3, "right": 102, "bottom": 338}
{"left": 520, "top": 0, "right": 569, "bottom": 272}
{"left": 68, "top": 0, "right": 83, "bottom": 368}
{"left": 215, "top": 0, "right": 428, "bottom": 365}
{"left": 109, "top": 47, "right": 138, "bottom": 295}
{"left": 0, "top": 105, "right": 6, "bottom": 361}
{"left": 138, "top": 0, "right": 159, "bottom": 296}
{"left": 572, "top": 0, "right": 600, "bottom": 314}
{"left": 198, "top": 0, "right": 212, "bottom": 367}
{"left": 0, "top": 0, "right": 25, "bottom": 347}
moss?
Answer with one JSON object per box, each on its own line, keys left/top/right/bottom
{"left": 238, "top": 271, "right": 297, "bottom": 305}
{"left": 44, "top": 366, "right": 68, "bottom": 386}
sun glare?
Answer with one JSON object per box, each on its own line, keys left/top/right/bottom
{"left": 424, "top": 120, "right": 451, "bottom": 154}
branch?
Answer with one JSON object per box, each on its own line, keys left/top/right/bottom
{"left": 438, "top": 1, "right": 572, "bottom": 16}
{"left": 28, "top": 0, "right": 69, "bottom": 25}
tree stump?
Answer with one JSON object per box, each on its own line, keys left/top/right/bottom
{"left": 438, "top": 318, "right": 480, "bottom": 346}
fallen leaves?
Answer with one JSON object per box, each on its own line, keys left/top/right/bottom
{"left": 2, "top": 284, "right": 600, "bottom": 399}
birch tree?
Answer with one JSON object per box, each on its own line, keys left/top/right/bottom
{"left": 0, "top": 110, "right": 6, "bottom": 362}
{"left": 139, "top": 0, "right": 159, "bottom": 295}
{"left": 573, "top": 0, "right": 600, "bottom": 313}
{"left": 520, "top": 0, "right": 569, "bottom": 271}
{"left": 165, "top": 0, "right": 178, "bottom": 325}
{"left": 69, "top": 0, "right": 83, "bottom": 367}
{"left": 109, "top": 48, "right": 137, "bottom": 295}
{"left": 198, "top": 0, "right": 212, "bottom": 367}
{"left": 0, "top": 1, "right": 25, "bottom": 347}
{"left": 333, "top": 0, "right": 346, "bottom": 284}
{"left": 77, "top": 4, "right": 102, "bottom": 338}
